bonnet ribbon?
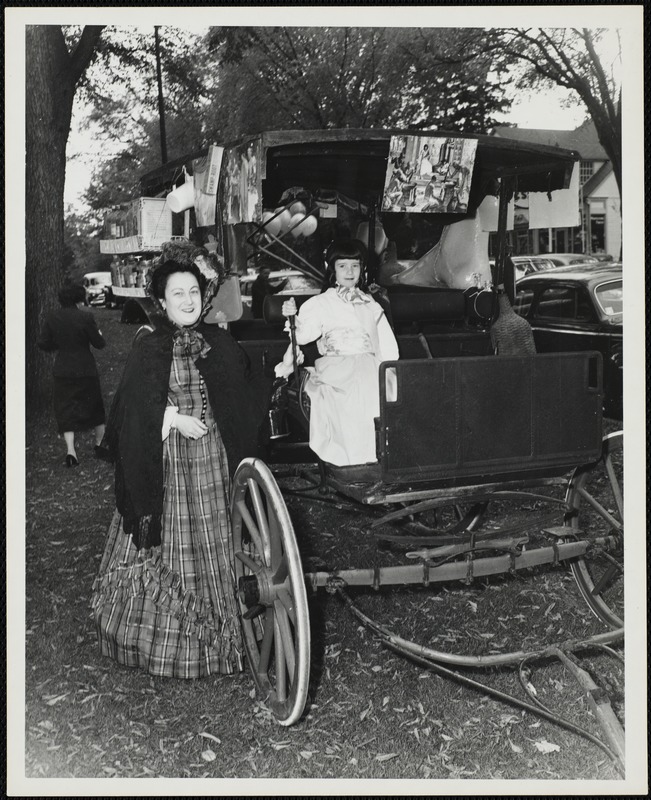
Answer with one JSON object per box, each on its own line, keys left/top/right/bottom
{"left": 335, "top": 285, "right": 373, "bottom": 305}
{"left": 174, "top": 326, "right": 212, "bottom": 359}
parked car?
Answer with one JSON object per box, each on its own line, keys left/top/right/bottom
{"left": 82, "top": 272, "right": 112, "bottom": 306}
{"left": 544, "top": 252, "right": 602, "bottom": 267}
{"left": 513, "top": 264, "right": 623, "bottom": 418}
{"left": 490, "top": 255, "right": 558, "bottom": 282}
{"left": 239, "top": 269, "right": 321, "bottom": 317}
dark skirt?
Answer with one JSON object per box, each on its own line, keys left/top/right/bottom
{"left": 53, "top": 376, "right": 105, "bottom": 433}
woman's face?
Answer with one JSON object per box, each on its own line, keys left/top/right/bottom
{"left": 334, "top": 258, "right": 361, "bottom": 288}
{"left": 161, "top": 272, "right": 202, "bottom": 327}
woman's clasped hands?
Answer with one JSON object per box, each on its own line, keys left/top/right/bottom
{"left": 174, "top": 414, "right": 209, "bottom": 440}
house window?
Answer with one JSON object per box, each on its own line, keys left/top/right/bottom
{"left": 580, "top": 161, "right": 594, "bottom": 185}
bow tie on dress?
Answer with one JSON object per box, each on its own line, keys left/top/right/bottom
{"left": 335, "top": 285, "right": 373, "bottom": 305}
{"left": 173, "top": 326, "right": 212, "bottom": 359}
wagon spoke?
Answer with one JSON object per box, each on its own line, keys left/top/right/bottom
{"left": 248, "top": 479, "right": 271, "bottom": 563}
{"left": 273, "top": 555, "right": 288, "bottom": 585}
{"left": 590, "top": 561, "right": 623, "bottom": 596}
{"left": 275, "top": 601, "right": 296, "bottom": 677}
{"left": 577, "top": 487, "right": 622, "bottom": 532}
{"left": 274, "top": 616, "right": 287, "bottom": 701}
{"left": 276, "top": 587, "right": 296, "bottom": 626}
{"left": 604, "top": 455, "right": 624, "bottom": 520}
{"left": 257, "top": 607, "right": 275, "bottom": 674}
{"left": 567, "top": 431, "right": 623, "bottom": 629}
{"left": 235, "top": 500, "right": 265, "bottom": 557}
{"left": 234, "top": 550, "right": 263, "bottom": 573}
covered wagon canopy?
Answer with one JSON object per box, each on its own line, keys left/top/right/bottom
{"left": 258, "top": 128, "right": 578, "bottom": 211}
{"left": 141, "top": 128, "right": 578, "bottom": 209}
{"left": 140, "top": 129, "right": 579, "bottom": 290}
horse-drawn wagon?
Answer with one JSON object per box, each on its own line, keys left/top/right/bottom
{"left": 133, "top": 128, "right": 625, "bottom": 767}
{"left": 189, "top": 130, "right": 624, "bottom": 768}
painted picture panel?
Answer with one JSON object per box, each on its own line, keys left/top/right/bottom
{"left": 223, "top": 138, "right": 261, "bottom": 224}
{"left": 382, "top": 135, "right": 477, "bottom": 214}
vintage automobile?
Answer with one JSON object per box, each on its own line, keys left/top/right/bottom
{"left": 513, "top": 264, "right": 623, "bottom": 418}
{"left": 490, "top": 255, "right": 558, "bottom": 281}
{"left": 545, "top": 252, "right": 602, "bottom": 266}
{"left": 238, "top": 268, "right": 320, "bottom": 318}
{"left": 82, "top": 271, "right": 112, "bottom": 306}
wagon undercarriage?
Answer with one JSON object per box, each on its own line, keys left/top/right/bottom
{"left": 229, "top": 427, "right": 624, "bottom": 771}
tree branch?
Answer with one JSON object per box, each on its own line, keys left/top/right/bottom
{"left": 67, "top": 25, "right": 105, "bottom": 86}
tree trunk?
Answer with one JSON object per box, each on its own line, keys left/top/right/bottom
{"left": 25, "top": 26, "right": 103, "bottom": 417}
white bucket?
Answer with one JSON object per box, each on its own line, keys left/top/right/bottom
{"left": 167, "top": 175, "right": 195, "bottom": 214}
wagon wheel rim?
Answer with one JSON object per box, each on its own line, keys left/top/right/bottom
{"left": 231, "top": 457, "right": 311, "bottom": 726}
{"left": 565, "top": 431, "right": 623, "bottom": 628}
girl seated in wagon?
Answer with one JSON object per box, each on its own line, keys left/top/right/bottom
{"left": 275, "top": 238, "right": 399, "bottom": 467}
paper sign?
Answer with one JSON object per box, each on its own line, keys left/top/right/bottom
{"left": 528, "top": 162, "right": 580, "bottom": 229}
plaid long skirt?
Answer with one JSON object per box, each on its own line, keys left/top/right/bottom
{"left": 91, "top": 423, "right": 245, "bottom": 678}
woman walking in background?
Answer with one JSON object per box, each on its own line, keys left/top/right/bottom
{"left": 38, "top": 283, "right": 106, "bottom": 467}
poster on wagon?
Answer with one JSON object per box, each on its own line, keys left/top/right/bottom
{"left": 382, "top": 135, "right": 477, "bottom": 214}
{"left": 223, "top": 137, "right": 261, "bottom": 224}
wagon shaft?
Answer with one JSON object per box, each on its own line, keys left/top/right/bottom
{"left": 304, "top": 535, "right": 619, "bottom": 591}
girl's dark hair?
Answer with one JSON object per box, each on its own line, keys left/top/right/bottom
{"left": 58, "top": 283, "right": 86, "bottom": 307}
{"left": 148, "top": 260, "right": 206, "bottom": 300}
{"left": 322, "top": 238, "right": 369, "bottom": 291}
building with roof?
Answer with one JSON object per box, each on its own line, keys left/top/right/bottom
{"left": 492, "top": 120, "right": 621, "bottom": 258}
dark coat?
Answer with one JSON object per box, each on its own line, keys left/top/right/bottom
{"left": 37, "top": 307, "right": 106, "bottom": 377}
{"left": 102, "top": 318, "right": 265, "bottom": 549}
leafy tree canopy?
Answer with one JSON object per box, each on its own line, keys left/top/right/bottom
{"left": 78, "top": 25, "right": 513, "bottom": 223}
{"left": 483, "top": 27, "right": 622, "bottom": 195}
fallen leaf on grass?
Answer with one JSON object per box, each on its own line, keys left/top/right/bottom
{"left": 44, "top": 693, "right": 69, "bottom": 706}
{"left": 376, "top": 753, "right": 398, "bottom": 762}
{"left": 508, "top": 738, "right": 523, "bottom": 753}
{"left": 201, "top": 748, "right": 217, "bottom": 762}
{"left": 299, "top": 750, "right": 314, "bottom": 760}
{"left": 534, "top": 739, "right": 561, "bottom": 754}
{"left": 199, "top": 732, "right": 221, "bottom": 744}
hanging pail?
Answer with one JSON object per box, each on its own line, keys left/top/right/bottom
{"left": 167, "top": 176, "right": 195, "bottom": 214}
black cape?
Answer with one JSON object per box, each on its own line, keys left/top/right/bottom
{"left": 102, "top": 318, "right": 265, "bottom": 549}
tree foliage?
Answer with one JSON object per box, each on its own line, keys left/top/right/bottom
{"left": 205, "top": 26, "right": 510, "bottom": 136}
{"left": 487, "top": 27, "right": 622, "bottom": 196}
{"left": 80, "top": 25, "right": 513, "bottom": 221}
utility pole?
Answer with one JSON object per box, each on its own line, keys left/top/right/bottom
{"left": 154, "top": 25, "right": 168, "bottom": 164}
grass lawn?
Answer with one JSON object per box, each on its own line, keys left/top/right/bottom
{"left": 20, "top": 308, "right": 628, "bottom": 788}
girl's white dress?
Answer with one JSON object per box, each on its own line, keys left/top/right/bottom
{"left": 278, "top": 287, "right": 399, "bottom": 466}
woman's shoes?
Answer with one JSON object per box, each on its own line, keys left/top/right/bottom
{"left": 65, "top": 454, "right": 79, "bottom": 468}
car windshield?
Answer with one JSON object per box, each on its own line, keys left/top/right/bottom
{"left": 283, "top": 275, "right": 321, "bottom": 292}
{"left": 594, "top": 281, "right": 623, "bottom": 317}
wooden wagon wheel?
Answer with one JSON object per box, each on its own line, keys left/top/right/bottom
{"left": 230, "top": 458, "right": 311, "bottom": 726}
{"left": 565, "top": 431, "right": 624, "bottom": 628}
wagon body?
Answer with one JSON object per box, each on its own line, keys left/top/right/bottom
{"left": 211, "top": 130, "right": 623, "bottom": 735}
